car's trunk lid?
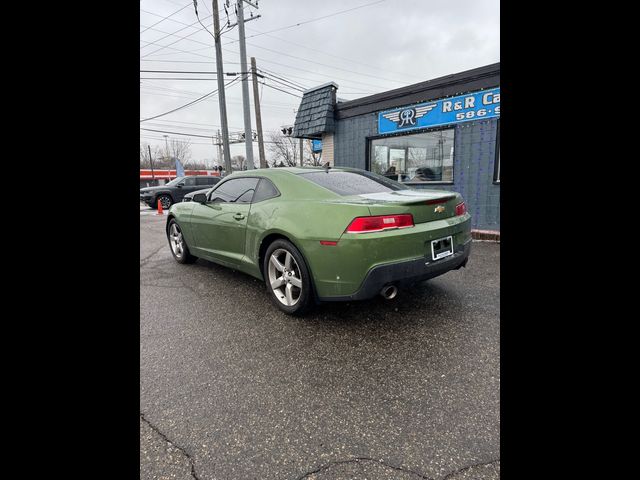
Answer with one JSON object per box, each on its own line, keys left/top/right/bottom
{"left": 335, "top": 189, "right": 460, "bottom": 224}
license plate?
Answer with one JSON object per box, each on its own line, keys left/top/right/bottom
{"left": 431, "top": 236, "right": 453, "bottom": 261}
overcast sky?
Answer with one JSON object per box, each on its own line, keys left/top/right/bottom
{"left": 140, "top": 0, "right": 499, "bottom": 167}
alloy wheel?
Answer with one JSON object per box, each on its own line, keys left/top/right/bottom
{"left": 159, "top": 196, "right": 172, "bottom": 209}
{"left": 268, "top": 248, "right": 302, "bottom": 306}
{"left": 169, "top": 223, "right": 184, "bottom": 259}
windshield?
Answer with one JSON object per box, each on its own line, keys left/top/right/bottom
{"left": 165, "top": 176, "right": 185, "bottom": 186}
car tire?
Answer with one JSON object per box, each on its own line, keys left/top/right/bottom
{"left": 167, "top": 219, "right": 197, "bottom": 264}
{"left": 263, "top": 239, "right": 313, "bottom": 316}
{"left": 156, "top": 194, "right": 173, "bottom": 210}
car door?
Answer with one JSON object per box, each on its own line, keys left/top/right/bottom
{"left": 189, "top": 177, "right": 260, "bottom": 266}
{"left": 176, "top": 176, "right": 201, "bottom": 201}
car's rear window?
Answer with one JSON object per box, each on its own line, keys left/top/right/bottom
{"left": 298, "top": 171, "right": 405, "bottom": 196}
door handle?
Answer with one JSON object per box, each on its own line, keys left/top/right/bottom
{"left": 233, "top": 213, "right": 245, "bottom": 221}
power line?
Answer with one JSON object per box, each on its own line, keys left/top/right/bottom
{"left": 141, "top": 4, "right": 399, "bottom": 89}
{"left": 244, "top": 25, "right": 424, "bottom": 83}
{"left": 140, "top": 23, "right": 214, "bottom": 54}
{"left": 246, "top": 41, "right": 406, "bottom": 85}
{"left": 258, "top": 68, "right": 308, "bottom": 90}
{"left": 141, "top": 89, "right": 299, "bottom": 110}
{"left": 140, "top": 59, "right": 241, "bottom": 64}
{"left": 140, "top": 13, "right": 214, "bottom": 58}
{"left": 140, "top": 40, "right": 386, "bottom": 92}
{"left": 140, "top": 76, "right": 241, "bottom": 123}
{"left": 140, "top": 3, "right": 192, "bottom": 34}
{"left": 139, "top": 4, "right": 230, "bottom": 59}
{"left": 192, "top": 0, "right": 217, "bottom": 42}
{"left": 223, "top": 0, "right": 389, "bottom": 45}
{"left": 140, "top": 69, "right": 248, "bottom": 75}
{"left": 259, "top": 74, "right": 305, "bottom": 92}
{"left": 140, "top": 77, "right": 221, "bottom": 80}
{"left": 261, "top": 81, "right": 302, "bottom": 98}
{"left": 141, "top": 127, "right": 214, "bottom": 139}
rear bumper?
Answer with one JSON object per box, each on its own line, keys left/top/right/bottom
{"left": 318, "top": 239, "right": 471, "bottom": 302}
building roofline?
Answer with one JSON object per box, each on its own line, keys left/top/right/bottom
{"left": 302, "top": 82, "right": 339, "bottom": 94}
{"left": 335, "top": 62, "right": 499, "bottom": 117}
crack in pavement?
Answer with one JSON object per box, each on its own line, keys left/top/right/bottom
{"left": 140, "top": 243, "right": 168, "bottom": 267}
{"left": 295, "top": 457, "right": 501, "bottom": 480}
{"left": 440, "top": 459, "right": 500, "bottom": 479}
{"left": 295, "top": 457, "right": 434, "bottom": 480}
{"left": 140, "top": 413, "right": 203, "bottom": 480}
{"left": 139, "top": 414, "right": 498, "bottom": 480}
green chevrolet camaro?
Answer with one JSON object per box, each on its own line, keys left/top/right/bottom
{"left": 166, "top": 167, "right": 471, "bottom": 315}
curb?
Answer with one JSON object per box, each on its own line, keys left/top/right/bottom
{"left": 472, "top": 229, "right": 500, "bottom": 242}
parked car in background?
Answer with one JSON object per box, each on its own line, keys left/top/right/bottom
{"left": 182, "top": 188, "right": 211, "bottom": 202}
{"left": 140, "top": 176, "right": 221, "bottom": 209}
{"left": 165, "top": 167, "right": 471, "bottom": 315}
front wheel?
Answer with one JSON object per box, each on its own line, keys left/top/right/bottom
{"left": 156, "top": 194, "right": 172, "bottom": 210}
{"left": 264, "top": 239, "right": 313, "bottom": 315}
{"left": 167, "top": 219, "right": 196, "bottom": 264}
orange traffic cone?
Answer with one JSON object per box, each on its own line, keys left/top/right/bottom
{"left": 156, "top": 198, "right": 164, "bottom": 215}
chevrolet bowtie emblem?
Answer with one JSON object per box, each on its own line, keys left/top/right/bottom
{"left": 434, "top": 205, "right": 446, "bottom": 213}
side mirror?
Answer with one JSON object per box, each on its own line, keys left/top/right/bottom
{"left": 192, "top": 193, "right": 207, "bottom": 204}
{"left": 176, "top": 183, "right": 183, "bottom": 188}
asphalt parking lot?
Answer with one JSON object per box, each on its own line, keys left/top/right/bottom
{"left": 140, "top": 209, "right": 500, "bottom": 480}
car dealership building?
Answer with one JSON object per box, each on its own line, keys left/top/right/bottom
{"left": 292, "top": 62, "right": 500, "bottom": 232}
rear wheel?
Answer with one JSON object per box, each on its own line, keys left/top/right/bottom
{"left": 167, "top": 219, "right": 196, "bottom": 264}
{"left": 157, "top": 195, "right": 172, "bottom": 210}
{"left": 264, "top": 239, "right": 313, "bottom": 315}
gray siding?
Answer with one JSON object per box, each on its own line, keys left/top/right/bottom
{"left": 333, "top": 116, "right": 500, "bottom": 230}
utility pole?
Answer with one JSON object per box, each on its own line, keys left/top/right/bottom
{"left": 148, "top": 145, "right": 155, "bottom": 182}
{"left": 216, "top": 129, "right": 223, "bottom": 174}
{"left": 236, "top": 0, "right": 257, "bottom": 169}
{"left": 250, "top": 57, "right": 266, "bottom": 168}
{"left": 212, "top": 0, "right": 233, "bottom": 174}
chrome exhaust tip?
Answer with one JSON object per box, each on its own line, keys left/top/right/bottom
{"left": 380, "top": 285, "right": 398, "bottom": 300}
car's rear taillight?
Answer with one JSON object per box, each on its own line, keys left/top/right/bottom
{"left": 455, "top": 202, "right": 467, "bottom": 216}
{"left": 346, "top": 214, "right": 414, "bottom": 233}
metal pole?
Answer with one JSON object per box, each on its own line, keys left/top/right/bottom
{"left": 236, "top": 0, "right": 255, "bottom": 169}
{"left": 148, "top": 145, "right": 155, "bottom": 182}
{"left": 216, "top": 129, "right": 223, "bottom": 174}
{"left": 212, "top": 0, "right": 233, "bottom": 174}
{"left": 250, "top": 57, "right": 266, "bottom": 168}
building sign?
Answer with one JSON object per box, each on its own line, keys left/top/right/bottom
{"left": 378, "top": 87, "right": 500, "bottom": 135}
{"left": 311, "top": 139, "right": 322, "bottom": 152}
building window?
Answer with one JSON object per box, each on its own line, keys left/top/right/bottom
{"left": 369, "top": 128, "right": 455, "bottom": 183}
{"left": 494, "top": 120, "right": 500, "bottom": 183}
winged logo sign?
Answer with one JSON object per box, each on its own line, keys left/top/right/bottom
{"left": 378, "top": 87, "right": 500, "bottom": 135}
{"left": 381, "top": 104, "right": 437, "bottom": 128}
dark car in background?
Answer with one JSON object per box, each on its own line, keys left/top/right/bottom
{"left": 182, "top": 188, "right": 211, "bottom": 202}
{"left": 140, "top": 175, "right": 221, "bottom": 209}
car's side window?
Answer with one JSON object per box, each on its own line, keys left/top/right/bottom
{"left": 182, "top": 177, "right": 196, "bottom": 186}
{"left": 196, "top": 177, "right": 211, "bottom": 186}
{"left": 208, "top": 178, "right": 259, "bottom": 203}
{"left": 252, "top": 178, "right": 280, "bottom": 203}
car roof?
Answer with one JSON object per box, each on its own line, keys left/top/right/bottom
{"left": 228, "top": 166, "right": 356, "bottom": 178}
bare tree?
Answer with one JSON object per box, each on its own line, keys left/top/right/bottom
{"left": 157, "top": 139, "right": 193, "bottom": 168}
{"left": 140, "top": 142, "right": 161, "bottom": 169}
{"left": 305, "top": 140, "right": 323, "bottom": 166}
{"left": 231, "top": 155, "right": 246, "bottom": 170}
{"left": 267, "top": 133, "right": 301, "bottom": 167}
